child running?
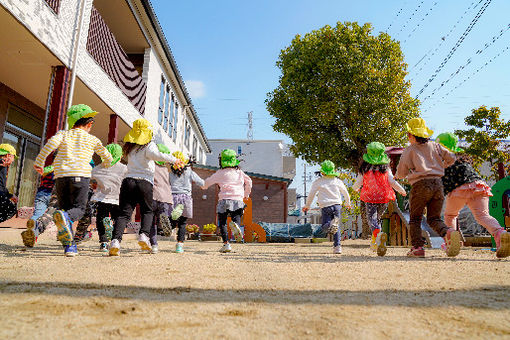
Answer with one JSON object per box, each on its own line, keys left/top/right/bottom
{"left": 87, "top": 143, "right": 126, "bottom": 252}
{"left": 352, "top": 142, "right": 407, "bottom": 256}
{"left": 109, "top": 119, "right": 178, "bottom": 256}
{"left": 21, "top": 165, "right": 54, "bottom": 247}
{"left": 202, "top": 149, "right": 251, "bottom": 253}
{"left": 395, "top": 118, "right": 458, "bottom": 258}
{"left": 0, "top": 143, "right": 18, "bottom": 223}
{"left": 436, "top": 132, "right": 510, "bottom": 258}
{"left": 148, "top": 143, "right": 175, "bottom": 254}
{"left": 302, "top": 160, "right": 351, "bottom": 254}
{"left": 33, "top": 104, "right": 113, "bottom": 256}
{"left": 168, "top": 151, "right": 204, "bottom": 253}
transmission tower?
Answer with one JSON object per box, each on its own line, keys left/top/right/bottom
{"left": 247, "top": 111, "right": 253, "bottom": 140}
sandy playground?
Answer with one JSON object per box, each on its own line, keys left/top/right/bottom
{"left": 0, "top": 228, "right": 509, "bottom": 340}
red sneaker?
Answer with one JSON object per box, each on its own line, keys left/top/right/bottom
{"left": 407, "top": 246, "right": 425, "bottom": 258}
{"left": 494, "top": 229, "right": 510, "bottom": 258}
{"left": 443, "top": 228, "right": 461, "bottom": 257}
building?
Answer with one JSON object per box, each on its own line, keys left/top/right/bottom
{"left": 189, "top": 164, "right": 292, "bottom": 227}
{"left": 0, "top": 0, "right": 210, "bottom": 209}
{"left": 205, "top": 139, "right": 296, "bottom": 180}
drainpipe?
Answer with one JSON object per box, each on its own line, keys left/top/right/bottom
{"left": 66, "top": 0, "right": 87, "bottom": 126}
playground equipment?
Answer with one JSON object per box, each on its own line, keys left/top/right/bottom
{"left": 226, "top": 197, "right": 267, "bottom": 243}
{"left": 382, "top": 200, "right": 432, "bottom": 247}
{"left": 489, "top": 176, "right": 510, "bottom": 248}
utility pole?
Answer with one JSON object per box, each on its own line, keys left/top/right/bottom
{"left": 247, "top": 111, "right": 253, "bottom": 141}
{"left": 302, "top": 163, "right": 312, "bottom": 223}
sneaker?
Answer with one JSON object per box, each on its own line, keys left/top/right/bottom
{"left": 328, "top": 217, "right": 340, "bottom": 235}
{"left": 443, "top": 228, "right": 461, "bottom": 257}
{"left": 99, "top": 242, "right": 109, "bottom": 253}
{"left": 370, "top": 229, "right": 380, "bottom": 252}
{"left": 229, "top": 221, "right": 243, "bottom": 243}
{"left": 407, "top": 246, "right": 425, "bottom": 258}
{"left": 103, "top": 217, "right": 114, "bottom": 241}
{"left": 333, "top": 245, "right": 342, "bottom": 254}
{"left": 495, "top": 229, "right": 510, "bottom": 258}
{"left": 53, "top": 210, "right": 73, "bottom": 246}
{"left": 175, "top": 242, "right": 184, "bottom": 253}
{"left": 109, "top": 239, "right": 120, "bottom": 256}
{"left": 219, "top": 243, "right": 232, "bottom": 253}
{"left": 376, "top": 232, "right": 388, "bottom": 257}
{"left": 21, "top": 220, "right": 38, "bottom": 247}
{"left": 64, "top": 244, "right": 78, "bottom": 257}
{"left": 171, "top": 204, "right": 184, "bottom": 220}
{"left": 138, "top": 233, "right": 152, "bottom": 252}
{"left": 151, "top": 245, "right": 159, "bottom": 254}
{"left": 159, "top": 213, "right": 172, "bottom": 237}
{"left": 74, "top": 231, "right": 93, "bottom": 244}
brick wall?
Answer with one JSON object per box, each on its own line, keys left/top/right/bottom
{"left": 188, "top": 167, "right": 288, "bottom": 228}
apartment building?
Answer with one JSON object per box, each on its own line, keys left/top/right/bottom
{"left": 0, "top": 0, "right": 210, "bottom": 208}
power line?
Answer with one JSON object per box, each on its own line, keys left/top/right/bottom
{"left": 396, "top": 1, "right": 425, "bottom": 37}
{"left": 421, "top": 23, "right": 510, "bottom": 103}
{"left": 416, "top": 0, "right": 492, "bottom": 98}
{"left": 409, "top": 0, "right": 483, "bottom": 74}
{"left": 402, "top": 1, "right": 439, "bottom": 43}
{"left": 385, "top": 1, "right": 407, "bottom": 33}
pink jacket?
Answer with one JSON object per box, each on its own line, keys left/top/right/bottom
{"left": 202, "top": 168, "right": 252, "bottom": 201}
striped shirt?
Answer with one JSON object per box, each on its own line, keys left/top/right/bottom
{"left": 34, "top": 129, "right": 112, "bottom": 178}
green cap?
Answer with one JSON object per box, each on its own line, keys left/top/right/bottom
{"left": 221, "top": 149, "right": 240, "bottom": 168}
{"left": 320, "top": 160, "right": 340, "bottom": 177}
{"left": 106, "top": 143, "right": 122, "bottom": 166}
{"left": 67, "top": 104, "right": 98, "bottom": 129}
{"left": 155, "top": 143, "right": 171, "bottom": 166}
{"left": 362, "top": 142, "right": 390, "bottom": 165}
{"left": 436, "top": 132, "right": 464, "bottom": 153}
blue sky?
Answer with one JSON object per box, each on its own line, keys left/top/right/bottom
{"left": 151, "top": 0, "right": 510, "bottom": 194}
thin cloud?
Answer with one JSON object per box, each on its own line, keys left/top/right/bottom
{"left": 185, "top": 80, "right": 206, "bottom": 99}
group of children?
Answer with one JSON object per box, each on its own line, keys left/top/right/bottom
{"left": 304, "top": 117, "right": 510, "bottom": 258}
{"left": 2, "top": 104, "right": 251, "bottom": 257}
{"left": 1, "top": 108, "right": 508, "bottom": 259}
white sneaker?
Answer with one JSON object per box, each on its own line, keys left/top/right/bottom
{"left": 329, "top": 216, "right": 340, "bottom": 235}
{"left": 333, "top": 245, "right": 342, "bottom": 254}
{"left": 138, "top": 233, "right": 152, "bottom": 252}
{"left": 109, "top": 239, "right": 120, "bottom": 256}
{"left": 219, "top": 243, "right": 232, "bottom": 253}
{"left": 229, "top": 221, "right": 243, "bottom": 243}
{"left": 151, "top": 245, "right": 159, "bottom": 254}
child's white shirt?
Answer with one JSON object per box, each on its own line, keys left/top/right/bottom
{"left": 304, "top": 176, "right": 350, "bottom": 209}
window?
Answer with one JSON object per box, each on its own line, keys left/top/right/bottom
{"left": 184, "top": 121, "right": 190, "bottom": 148}
{"left": 198, "top": 147, "right": 203, "bottom": 163}
{"left": 158, "top": 77, "right": 165, "bottom": 124}
{"left": 173, "top": 103, "right": 179, "bottom": 141}
{"left": 168, "top": 94, "right": 175, "bottom": 136}
{"left": 192, "top": 136, "right": 198, "bottom": 159}
{"left": 163, "top": 87, "right": 170, "bottom": 131}
{"left": 237, "top": 146, "right": 242, "bottom": 155}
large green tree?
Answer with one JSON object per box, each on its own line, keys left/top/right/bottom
{"left": 266, "top": 22, "right": 419, "bottom": 171}
{"left": 455, "top": 106, "right": 510, "bottom": 181}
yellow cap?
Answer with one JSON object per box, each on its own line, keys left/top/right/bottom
{"left": 406, "top": 118, "right": 433, "bottom": 138}
{"left": 123, "top": 118, "right": 153, "bottom": 145}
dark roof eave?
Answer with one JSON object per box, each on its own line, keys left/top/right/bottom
{"left": 140, "top": 0, "right": 211, "bottom": 152}
{"left": 194, "top": 164, "right": 293, "bottom": 184}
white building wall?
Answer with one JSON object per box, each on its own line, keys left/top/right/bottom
{"left": 206, "top": 140, "right": 287, "bottom": 177}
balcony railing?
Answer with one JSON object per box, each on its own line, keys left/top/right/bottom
{"left": 44, "top": 0, "right": 60, "bottom": 14}
{"left": 86, "top": 7, "right": 146, "bottom": 115}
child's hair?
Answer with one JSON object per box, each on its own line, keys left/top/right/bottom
{"left": 122, "top": 142, "right": 146, "bottom": 156}
{"left": 218, "top": 155, "right": 240, "bottom": 169}
{"left": 359, "top": 160, "right": 388, "bottom": 174}
{"left": 412, "top": 134, "right": 429, "bottom": 144}
{"left": 74, "top": 117, "right": 94, "bottom": 127}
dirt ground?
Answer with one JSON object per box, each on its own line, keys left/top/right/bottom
{"left": 0, "top": 228, "right": 509, "bottom": 340}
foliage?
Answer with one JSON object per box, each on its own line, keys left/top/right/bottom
{"left": 454, "top": 106, "right": 510, "bottom": 181}
{"left": 266, "top": 21, "right": 420, "bottom": 171}
{"left": 202, "top": 223, "right": 217, "bottom": 234}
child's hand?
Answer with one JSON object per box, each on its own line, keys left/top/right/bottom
{"left": 401, "top": 192, "right": 407, "bottom": 197}
{"left": 34, "top": 165, "right": 44, "bottom": 175}
{"left": 302, "top": 207, "right": 309, "bottom": 213}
